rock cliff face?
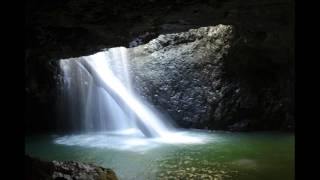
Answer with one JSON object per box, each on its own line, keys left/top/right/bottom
{"left": 128, "top": 25, "right": 293, "bottom": 131}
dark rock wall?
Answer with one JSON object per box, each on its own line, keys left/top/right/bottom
{"left": 25, "top": 0, "right": 294, "bottom": 132}
{"left": 26, "top": 0, "right": 293, "bottom": 57}
{"left": 222, "top": 27, "right": 294, "bottom": 131}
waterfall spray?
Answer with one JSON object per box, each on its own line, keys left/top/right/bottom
{"left": 59, "top": 47, "right": 172, "bottom": 137}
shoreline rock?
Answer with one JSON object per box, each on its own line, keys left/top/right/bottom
{"left": 25, "top": 155, "right": 118, "bottom": 180}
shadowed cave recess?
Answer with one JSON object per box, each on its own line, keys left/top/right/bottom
{"left": 25, "top": 0, "right": 294, "bottom": 134}
{"left": 25, "top": 0, "right": 294, "bottom": 179}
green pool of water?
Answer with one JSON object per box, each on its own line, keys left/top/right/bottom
{"left": 25, "top": 130, "right": 294, "bottom": 180}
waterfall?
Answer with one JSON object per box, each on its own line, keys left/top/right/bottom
{"left": 59, "top": 47, "right": 173, "bottom": 137}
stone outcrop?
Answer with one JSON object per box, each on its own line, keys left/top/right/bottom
{"left": 128, "top": 24, "right": 293, "bottom": 131}
{"left": 25, "top": 155, "right": 118, "bottom": 180}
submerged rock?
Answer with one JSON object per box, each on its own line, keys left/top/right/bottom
{"left": 25, "top": 155, "right": 118, "bottom": 180}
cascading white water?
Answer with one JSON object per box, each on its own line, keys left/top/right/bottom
{"left": 56, "top": 46, "right": 206, "bottom": 150}
{"left": 59, "top": 47, "right": 173, "bottom": 137}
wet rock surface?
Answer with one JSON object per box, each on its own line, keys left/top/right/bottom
{"left": 25, "top": 155, "right": 118, "bottom": 180}
{"left": 128, "top": 25, "right": 293, "bottom": 131}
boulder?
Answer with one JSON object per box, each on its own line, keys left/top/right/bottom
{"left": 25, "top": 155, "right": 118, "bottom": 180}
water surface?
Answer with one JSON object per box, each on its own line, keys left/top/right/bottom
{"left": 25, "top": 130, "right": 294, "bottom": 180}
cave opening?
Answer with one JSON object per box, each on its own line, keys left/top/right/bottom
{"left": 25, "top": 0, "right": 294, "bottom": 179}
{"left": 26, "top": 24, "right": 294, "bottom": 180}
